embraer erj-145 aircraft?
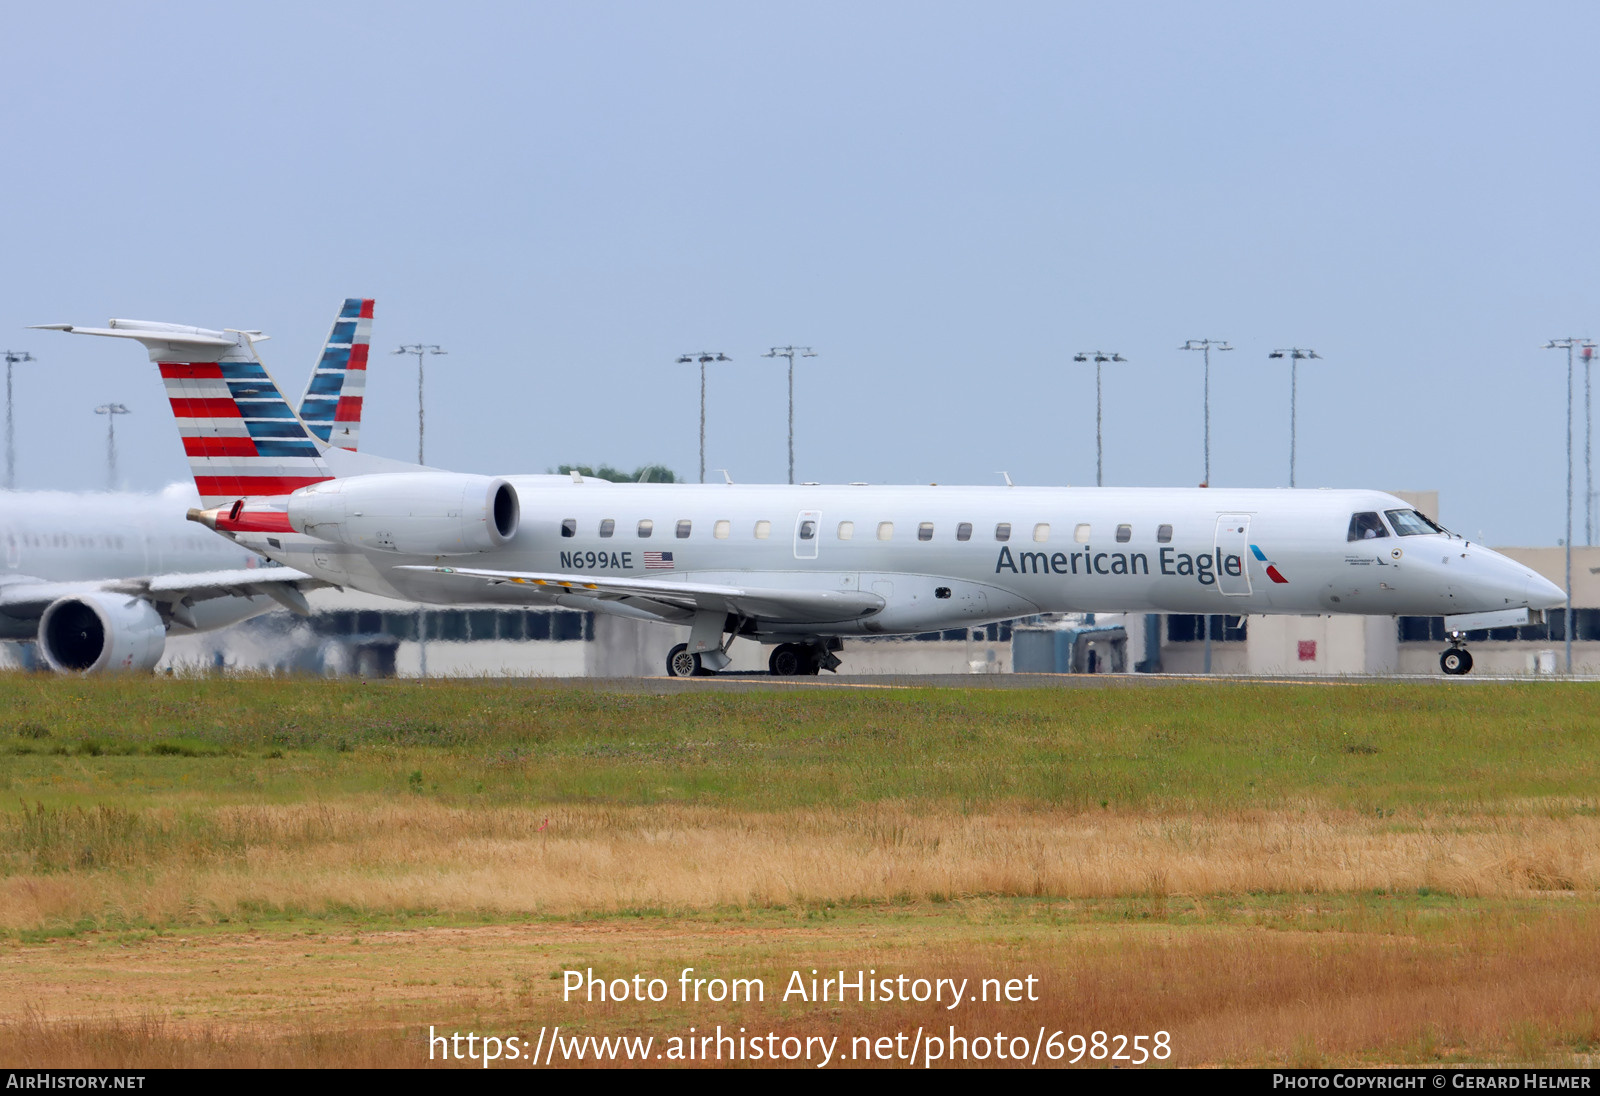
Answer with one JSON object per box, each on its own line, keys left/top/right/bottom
{"left": 44, "top": 313, "right": 1565, "bottom": 677}
{"left": 2, "top": 300, "right": 374, "bottom": 673}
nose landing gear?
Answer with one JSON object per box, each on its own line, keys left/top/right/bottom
{"left": 1440, "top": 634, "right": 1474, "bottom": 676}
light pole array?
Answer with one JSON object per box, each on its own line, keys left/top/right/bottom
{"left": 1545, "top": 337, "right": 1593, "bottom": 674}
{"left": 394, "top": 344, "right": 448, "bottom": 465}
{"left": 93, "top": 403, "right": 130, "bottom": 490}
{"left": 1072, "top": 351, "right": 1125, "bottom": 487}
{"left": 1268, "top": 347, "right": 1321, "bottom": 487}
{"left": 676, "top": 352, "right": 730, "bottom": 484}
{"left": 4, "top": 350, "right": 36, "bottom": 490}
{"left": 1179, "top": 339, "right": 1231, "bottom": 487}
{"left": 763, "top": 346, "right": 816, "bottom": 485}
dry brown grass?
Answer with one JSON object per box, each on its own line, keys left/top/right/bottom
{"left": 2, "top": 905, "right": 1598, "bottom": 1067}
{"left": 3, "top": 800, "right": 1598, "bottom": 932}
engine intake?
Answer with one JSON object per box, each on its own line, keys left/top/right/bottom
{"left": 38, "top": 593, "right": 166, "bottom": 674}
{"left": 286, "top": 473, "right": 520, "bottom": 556}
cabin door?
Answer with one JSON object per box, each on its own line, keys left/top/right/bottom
{"left": 1214, "top": 514, "right": 1252, "bottom": 596}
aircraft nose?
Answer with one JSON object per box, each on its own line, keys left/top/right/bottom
{"left": 1525, "top": 570, "right": 1567, "bottom": 610}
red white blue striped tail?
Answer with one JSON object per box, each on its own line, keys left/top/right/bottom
{"left": 296, "top": 298, "right": 372, "bottom": 450}
{"left": 162, "top": 335, "right": 332, "bottom": 508}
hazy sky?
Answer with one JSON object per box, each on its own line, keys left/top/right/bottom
{"left": 2, "top": 1, "right": 1597, "bottom": 545}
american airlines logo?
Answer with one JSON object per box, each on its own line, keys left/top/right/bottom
{"left": 1250, "top": 544, "right": 1289, "bottom": 584}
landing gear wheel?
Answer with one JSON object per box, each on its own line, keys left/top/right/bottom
{"left": 1440, "top": 648, "right": 1473, "bottom": 676}
{"left": 768, "top": 643, "right": 820, "bottom": 676}
{"left": 666, "top": 643, "right": 702, "bottom": 678}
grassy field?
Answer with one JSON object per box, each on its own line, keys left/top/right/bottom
{"left": 2, "top": 674, "right": 1598, "bottom": 1067}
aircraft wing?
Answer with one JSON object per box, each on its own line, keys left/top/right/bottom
{"left": 0, "top": 567, "right": 324, "bottom": 620}
{"left": 394, "top": 565, "right": 885, "bottom": 625}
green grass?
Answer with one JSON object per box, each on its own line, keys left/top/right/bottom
{"left": 1, "top": 675, "right": 1597, "bottom": 812}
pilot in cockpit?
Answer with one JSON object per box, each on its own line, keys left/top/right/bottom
{"left": 1348, "top": 512, "right": 1389, "bottom": 541}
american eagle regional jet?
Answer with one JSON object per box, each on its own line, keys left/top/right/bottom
{"left": 4, "top": 301, "right": 373, "bottom": 673}
{"left": 41, "top": 313, "right": 1565, "bottom": 677}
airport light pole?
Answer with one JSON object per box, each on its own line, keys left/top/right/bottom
{"left": 1180, "top": 339, "right": 1232, "bottom": 487}
{"left": 1586, "top": 344, "right": 1595, "bottom": 546}
{"left": 394, "top": 344, "right": 446, "bottom": 678}
{"left": 4, "top": 350, "right": 36, "bottom": 490}
{"left": 394, "top": 344, "right": 447, "bottom": 465}
{"left": 676, "top": 352, "right": 730, "bottom": 484}
{"left": 1545, "top": 337, "right": 1593, "bottom": 674}
{"left": 1072, "top": 351, "right": 1125, "bottom": 487}
{"left": 93, "top": 403, "right": 130, "bottom": 490}
{"left": 1181, "top": 340, "right": 1231, "bottom": 677}
{"left": 762, "top": 346, "right": 816, "bottom": 484}
{"left": 1268, "top": 348, "right": 1321, "bottom": 487}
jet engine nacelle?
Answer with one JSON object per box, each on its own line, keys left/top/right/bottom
{"left": 286, "top": 473, "right": 520, "bottom": 556}
{"left": 38, "top": 592, "right": 166, "bottom": 674}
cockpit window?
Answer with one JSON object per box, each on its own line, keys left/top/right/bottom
{"left": 1348, "top": 512, "right": 1390, "bottom": 541}
{"left": 1385, "top": 508, "right": 1445, "bottom": 536}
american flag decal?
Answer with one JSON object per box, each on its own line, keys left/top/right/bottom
{"left": 644, "top": 551, "right": 674, "bottom": 570}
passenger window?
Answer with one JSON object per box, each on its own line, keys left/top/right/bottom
{"left": 1074, "top": 523, "right": 1091, "bottom": 544}
{"left": 837, "top": 520, "right": 854, "bottom": 540}
{"left": 1116, "top": 524, "right": 1131, "bottom": 543}
{"left": 1157, "top": 524, "right": 1173, "bottom": 543}
{"left": 1348, "top": 512, "right": 1390, "bottom": 541}
{"left": 676, "top": 520, "right": 692, "bottom": 539}
{"left": 637, "top": 519, "right": 653, "bottom": 538}
{"left": 714, "top": 520, "right": 730, "bottom": 539}
{"left": 799, "top": 520, "right": 817, "bottom": 540}
{"left": 754, "top": 520, "right": 771, "bottom": 539}
{"left": 877, "top": 521, "right": 894, "bottom": 541}
{"left": 598, "top": 519, "right": 615, "bottom": 538}
{"left": 1034, "top": 523, "right": 1050, "bottom": 543}
{"left": 956, "top": 522, "right": 972, "bottom": 541}
{"left": 918, "top": 522, "right": 934, "bottom": 541}
{"left": 995, "top": 523, "right": 1011, "bottom": 542}
{"left": 560, "top": 519, "right": 577, "bottom": 538}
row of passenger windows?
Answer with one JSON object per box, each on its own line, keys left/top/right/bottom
{"left": 559, "top": 519, "right": 1179, "bottom": 543}
{"left": 3, "top": 533, "right": 216, "bottom": 551}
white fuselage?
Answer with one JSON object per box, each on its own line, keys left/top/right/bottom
{"left": 0, "top": 488, "right": 268, "bottom": 638}
{"left": 235, "top": 481, "right": 1563, "bottom": 639}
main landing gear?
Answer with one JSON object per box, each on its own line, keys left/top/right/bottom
{"left": 1440, "top": 633, "right": 1475, "bottom": 676}
{"left": 767, "top": 643, "right": 818, "bottom": 676}
{"left": 663, "top": 637, "right": 844, "bottom": 678}
{"left": 666, "top": 643, "right": 709, "bottom": 678}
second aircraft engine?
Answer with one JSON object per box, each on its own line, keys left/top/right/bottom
{"left": 286, "top": 473, "right": 520, "bottom": 556}
{"left": 38, "top": 592, "right": 167, "bottom": 674}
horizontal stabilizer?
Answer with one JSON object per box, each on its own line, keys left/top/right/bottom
{"left": 30, "top": 323, "right": 235, "bottom": 351}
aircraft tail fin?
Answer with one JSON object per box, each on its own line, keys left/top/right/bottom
{"left": 295, "top": 298, "right": 373, "bottom": 451}
{"left": 34, "top": 319, "right": 333, "bottom": 508}
{"left": 161, "top": 334, "right": 333, "bottom": 508}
